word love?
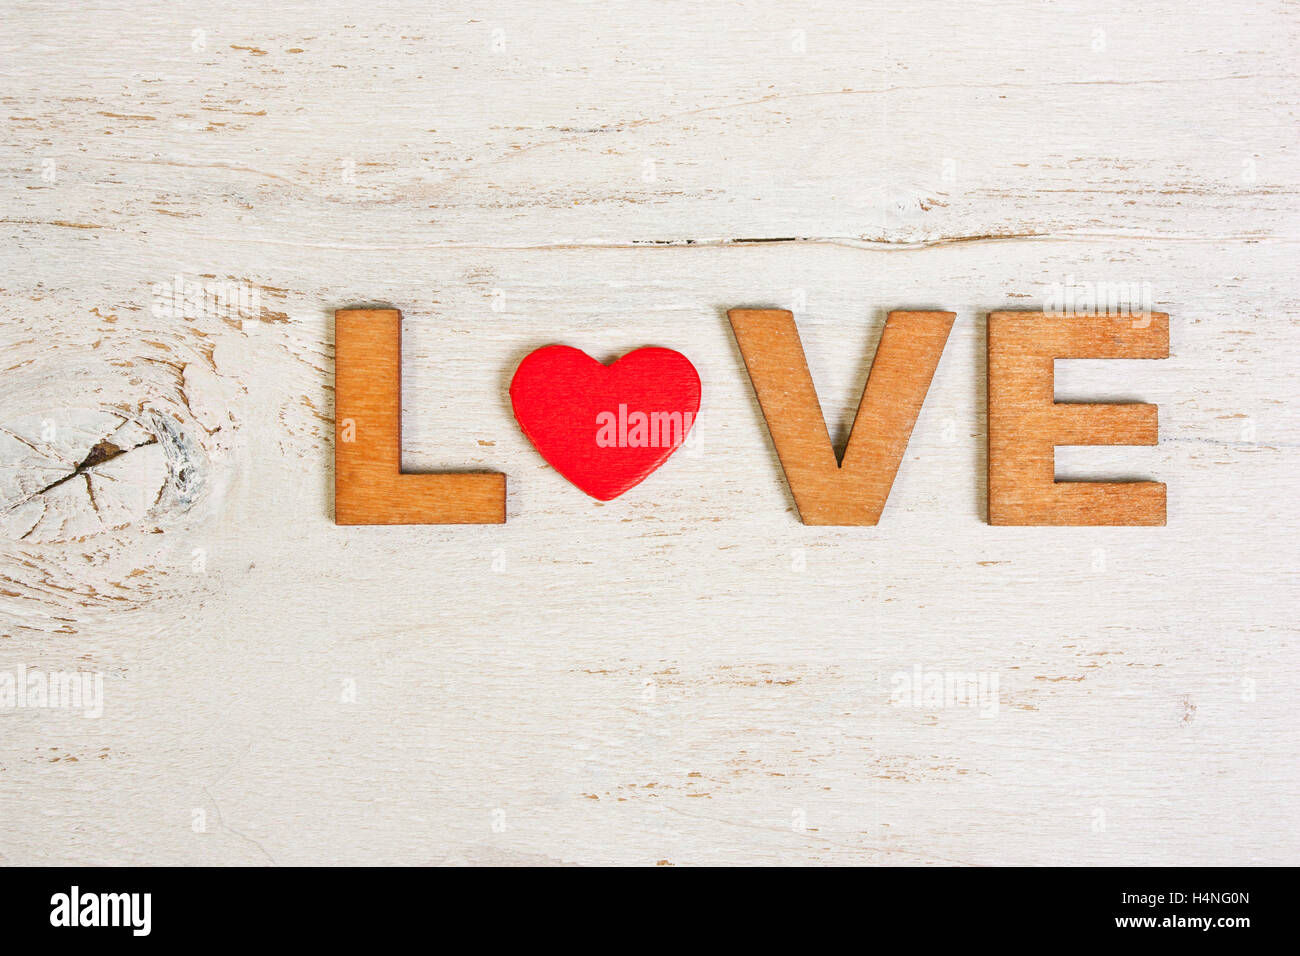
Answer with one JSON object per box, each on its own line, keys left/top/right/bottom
{"left": 334, "top": 306, "right": 1170, "bottom": 527}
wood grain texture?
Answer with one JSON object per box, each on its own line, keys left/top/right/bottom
{"left": 729, "top": 309, "right": 954, "bottom": 525}
{"left": 988, "top": 311, "right": 1169, "bottom": 526}
{"left": 0, "top": 1, "right": 1297, "bottom": 866}
{"left": 335, "top": 308, "right": 505, "bottom": 524}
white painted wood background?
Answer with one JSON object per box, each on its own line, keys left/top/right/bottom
{"left": 1, "top": 0, "right": 1297, "bottom": 866}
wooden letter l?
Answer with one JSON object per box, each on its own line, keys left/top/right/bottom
{"left": 334, "top": 308, "right": 506, "bottom": 524}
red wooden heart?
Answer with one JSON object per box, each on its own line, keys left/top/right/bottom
{"left": 510, "top": 345, "right": 701, "bottom": 500}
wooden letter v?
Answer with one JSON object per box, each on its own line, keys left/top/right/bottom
{"left": 727, "top": 309, "right": 954, "bottom": 525}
